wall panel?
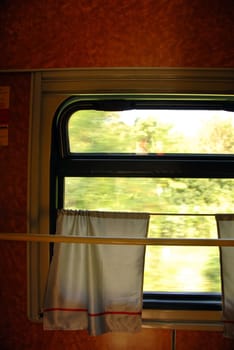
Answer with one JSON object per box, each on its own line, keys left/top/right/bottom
{"left": 176, "top": 330, "right": 234, "bottom": 350}
{"left": 0, "top": 73, "right": 30, "bottom": 349}
{"left": 0, "top": 0, "right": 234, "bottom": 69}
{"left": 0, "top": 74, "right": 30, "bottom": 232}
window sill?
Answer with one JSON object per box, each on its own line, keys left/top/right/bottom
{"left": 142, "top": 309, "right": 223, "bottom": 331}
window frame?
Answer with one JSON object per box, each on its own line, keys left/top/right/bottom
{"left": 50, "top": 95, "right": 234, "bottom": 312}
{"left": 28, "top": 68, "right": 234, "bottom": 328}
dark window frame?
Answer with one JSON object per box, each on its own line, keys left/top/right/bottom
{"left": 50, "top": 95, "right": 234, "bottom": 311}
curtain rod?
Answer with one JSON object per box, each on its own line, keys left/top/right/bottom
{"left": 147, "top": 213, "right": 216, "bottom": 216}
{"left": 0, "top": 212, "right": 218, "bottom": 217}
{"left": 0, "top": 233, "right": 234, "bottom": 247}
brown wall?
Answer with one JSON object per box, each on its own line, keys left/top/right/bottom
{"left": 0, "top": 0, "right": 234, "bottom": 69}
{"left": 0, "top": 1, "right": 234, "bottom": 349}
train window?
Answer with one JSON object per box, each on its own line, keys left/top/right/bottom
{"left": 50, "top": 96, "right": 234, "bottom": 311}
{"left": 27, "top": 69, "right": 234, "bottom": 325}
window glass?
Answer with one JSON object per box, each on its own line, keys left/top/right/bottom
{"left": 64, "top": 176, "right": 234, "bottom": 293}
{"left": 57, "top": 103, "right": 234, "bottom": 297}
{"left": 68, "top": 109, "right": 234, "bottom": 154}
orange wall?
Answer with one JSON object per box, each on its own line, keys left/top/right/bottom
{"left": 0, "top": 0, "right": 234, "bottom": 69}
{"left": 1, "top": 1, "right": 234, "bottom": 349}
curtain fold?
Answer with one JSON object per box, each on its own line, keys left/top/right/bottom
{"left": 43, "top": 210, "right": 149, "bottom": 336}
{"left": 216, "top": 214, "right": 234, "bottom": 338}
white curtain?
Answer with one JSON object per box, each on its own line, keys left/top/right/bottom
{"left": 43, "top": 210, "right": 149, "bottom": 336}
{"left": 216, "top": 214, "right": 234, "bottom": 338}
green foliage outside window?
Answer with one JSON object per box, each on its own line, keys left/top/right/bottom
{"left": 65, "top": 109, "right": 234, "bottom": 293}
